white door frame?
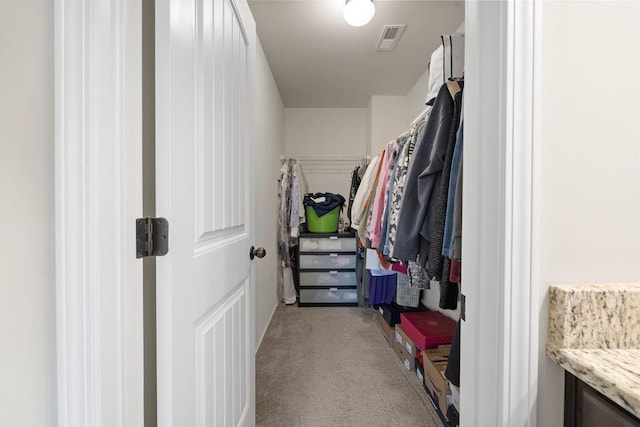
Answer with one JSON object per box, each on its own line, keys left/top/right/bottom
{"left": 461, "top": 1, "right": 540, "bottom": 425}
{"left": 55, "top": 1, "right": 539, "bottom": 425}
{"left": 54, "top": 1, "right": 143, "bottom": 426}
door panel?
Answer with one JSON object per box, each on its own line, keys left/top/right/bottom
{"left": 156, "top": 0, "right": 256, "bottom": 425}
{"left": 196, "top": 284, "right": 248, "bottom": 426}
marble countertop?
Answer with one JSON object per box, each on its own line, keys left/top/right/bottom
{"left": 547, "top": 348, "right": 640, "bottom": 417}
{"left": 546, "top": 283, "right": 640, "bottom": 418}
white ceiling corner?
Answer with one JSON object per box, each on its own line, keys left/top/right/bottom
{"left": 248, "top": 0, "right": 464, "bottom": 108}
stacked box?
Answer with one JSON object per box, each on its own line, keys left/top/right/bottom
{"left": 377, "top": 302, "right": 426, "bottom": 327}
{"left": 423, "top": 345, "right": 452, "bottom": 420}
{"left": 393, "top": 324, "right": 417, "bottom": 371}
{"left": 400, "top": 311, "right": 456, "bottom": 350}
{"left": 375, "top": 312, "right": 394, "bottom": 347}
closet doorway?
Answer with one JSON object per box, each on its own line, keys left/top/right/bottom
{"left": 250, "top": 1, "right": 538, "bottom": 426}
{"left": 54, "top": 1, "right": 538, "bottom": 426}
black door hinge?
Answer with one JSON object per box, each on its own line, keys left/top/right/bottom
{"left": 136, "top": 217, "right": 169, "bottom": 259}
{"left": 460, "top": 293, "right": 466, "bottom": 321}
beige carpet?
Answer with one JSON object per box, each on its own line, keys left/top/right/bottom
{"left": 256, "top": 305, "right": 443, "bottom": 426}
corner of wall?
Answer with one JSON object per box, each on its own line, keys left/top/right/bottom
{"left": 254, "top": 36, "right": 284, "bottom": 351}
{"left": 366, "top": 97, "right": 373, "bottom": 156}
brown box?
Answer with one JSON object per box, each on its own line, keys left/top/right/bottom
{"left": 394, "top": 324, "right": 417, "bottom": 358}
{"left": 423, "top": 344, "right": 451, "bottom": 358}
{"left": 423, "top": 346, "right": 451, "bottom": 418}
{"left": 375, "top": 312, "right": 394, "bottom": 347}
{"left": 394, "top": 325, "right": 417, "bottom": 371}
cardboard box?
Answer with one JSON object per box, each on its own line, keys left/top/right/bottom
{"left": 423, "top": 346, "right": 452, "bottom": 419}
{"left": 394, "top": 339, "right": 415, "bottom": 371}
{"left": 375, "top": 312, "right": 394, "bottom": 347}
{"left": 393, "top": 325, "right": 416, "bottom": 371}
{"left": 423, "top": 344, "right": 451, "bottom": 358}
{"left": 394, "top": 324, "right": 417, "bottom": 359}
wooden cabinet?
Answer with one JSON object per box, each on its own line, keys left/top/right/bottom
{"left": 565, "top": 372, "right": 640, "bottom": 427}
{"left": 297, "top": 232, "right": 357, "bottom": 306}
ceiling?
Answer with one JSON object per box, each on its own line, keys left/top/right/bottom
{"left": 247, "top": 0, "right": 464, "bottom": 108}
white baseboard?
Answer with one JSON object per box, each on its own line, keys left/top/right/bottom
{"left": 255, "top": 302, "right": 279, "bottom": 354}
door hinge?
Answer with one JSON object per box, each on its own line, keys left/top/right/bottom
{"left": 460, "top": 293, "right": 466, "bottom": 321}
{"left": 136, "top": 217, "right": 169, "bottom": 259}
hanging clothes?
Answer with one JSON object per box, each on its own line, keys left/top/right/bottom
{"left": 442, "top": 122, "right": 464, "bottom": 258}
{"left": 369, "top": 137, "right": 405, "bottom": 248}
{"left": 346, "top": 163, "right": 366, "bottom": 226}
{"left": 393, "top": 83, "right": 458, "bottom": 264}
{"left": 277, "top": 159, "right": 309, "bottom": 304}
{"left": 351, "top": 33, "right": 466, "bottom": 312}
{"left": 378, "top": 135, "right": 409, "bottom": 254}
{"left": 289, "top": 161, "right": 308, "bottom": 238}
{"left": 427, "top": 81, "right": 464, "bottom": 281}
{"left": 387, "top": 119, "right": 427, "bottom": 258}
{"left": 277, "top": 161, "right": 293, "bottom": 263}
{"left": 289, "top": 173, "right": 300, "bottom": 237}
{"left": 356, "top": 149, "right": 386, "bottom": 244}
{"left": 452, "top": 153, "right": 463, "bottom": 261}
{"left": 350, "top": 155, "right": 380, "bottom": 231}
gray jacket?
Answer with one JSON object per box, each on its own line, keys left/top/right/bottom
{"left": 392, "top": 83, "right": 456, "bottom": 263}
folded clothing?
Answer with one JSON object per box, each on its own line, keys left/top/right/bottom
{"left": 368, "top": 274, "right": 397, "bottom": 305}
{"left": 379, "top": 301, "right": 427, "bottom": 327}
{"left": 400, "top": 311, "right": 456, "bottom": 350}
{"left": 303, "top": 192, "right": 345, "bottom": 217}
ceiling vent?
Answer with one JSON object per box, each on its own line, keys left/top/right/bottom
{"left": 376, "top": 25, "right": 406, "bottom": 52}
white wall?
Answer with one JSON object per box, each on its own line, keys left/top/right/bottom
{"left": 284, "top": 108, "right": 367, "bottom": 157}
{"left": 284, "top": 108, "right": 367, "bottom": 203}
{"left": 254, "top": 39, "right": 285, "bottom": 350}
{"left": 537, "top": 2, "right": 640, "bottom": 426}
{"left": 405, "top": 68, "right": 429, "bottom": 124}
{"left": 368, "top": 95, "right": 408, "bottom": 155}
{"left": 0, "top": 1, "right": 56, "bottom": 425}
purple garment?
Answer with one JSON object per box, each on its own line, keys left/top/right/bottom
{"left": 391, "top": 261, "right": 408, "bottom": 274}
{"left": 368, "top": 274, "right": 397, "bottom": 305}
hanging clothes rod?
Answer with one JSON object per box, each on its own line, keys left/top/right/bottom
{"left": 280, "top": 155, "right": 370, "bottom": 162}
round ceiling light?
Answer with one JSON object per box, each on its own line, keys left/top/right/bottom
{"left": 343, "top": 0, "right": 375, "bottom": 27}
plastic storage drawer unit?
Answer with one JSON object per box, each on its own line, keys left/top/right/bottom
{"left": 299, "top": 288, "right": 357, "bottom": 304}
{"left": 298, "top": 253, "right": 356, "bottom": 270}
{"left": 299, "top": 271, "right": 357, "bottom": 287}
{"left": 297, "top": 232, "right": 357, "bottom": 306}
{"left": 299, "top": 236, "right": 357, "bottom": 252}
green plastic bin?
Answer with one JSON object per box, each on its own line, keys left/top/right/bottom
{"left": 305, "top": 206, "right": 340, "bottom": 233}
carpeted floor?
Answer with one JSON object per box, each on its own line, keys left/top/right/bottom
{"left": 256, "top": 304, "right": 442, "bottom": 426}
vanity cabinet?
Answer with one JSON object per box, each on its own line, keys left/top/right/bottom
{"left": 565, "top": 372, "right": 640, "bottom": 427}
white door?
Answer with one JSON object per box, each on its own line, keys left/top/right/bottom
{"left": 155, "top": 0, "right": 257, "bottom": 426}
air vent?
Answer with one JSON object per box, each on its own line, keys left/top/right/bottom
{"left": 376, "top": 25, "right": 406, "bottom": 52}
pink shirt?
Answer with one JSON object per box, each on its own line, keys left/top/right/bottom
{"left": 368, "top": 139, "right": 401, "bottom": 247}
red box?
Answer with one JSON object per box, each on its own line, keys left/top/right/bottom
{"left": 400, "top": 311, "right": 456, "bottom": 350}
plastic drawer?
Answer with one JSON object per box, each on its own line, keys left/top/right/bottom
{"left": 299, "top": 288, "right": 357, "bottom": 304}
{"left": 298, "top": 253, "right": 356, "bottom": 270}
{"left": 299, "top": 236, "right": 356, "bottom": 252}
{"left": 299, "top": 271, "right": 357, "bottom": 287}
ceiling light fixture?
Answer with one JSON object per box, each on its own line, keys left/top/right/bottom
{"left": 343, "top": 0, "right": 375, "bottom": 27}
